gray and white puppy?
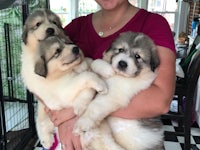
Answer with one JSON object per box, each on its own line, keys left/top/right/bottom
{"left": 74, "top": 32, "right": 164, "bottom": 150}
{"left": 22, "top": 8, "right": 66, "bottom": 52}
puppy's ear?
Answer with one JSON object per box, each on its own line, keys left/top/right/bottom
{"left": 150, "top": 48, "right": 160, "bottom": 72}
{"left": 103, "top": 48, "right": 113, "bottom": 63}
{"left": 22, "top": 25, "right": 28, "bottom": 44}
{"left": 34, "top": 56, "right": 48, "bottom": 77}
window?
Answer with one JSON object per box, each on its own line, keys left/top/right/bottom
{"left": 50, "top": 0, "right": 100, "bottom": 26}
{"left": 147, "top": 0, "right": 178, "bottom": 31}
{"left": 129, "top": 0, "right": 138, "bottom": 6}
{"left": 78, "top": 0, "right": 99, "bottom": 16}
{"left": 50, "top": 0, "right": 71, "bottom": 26}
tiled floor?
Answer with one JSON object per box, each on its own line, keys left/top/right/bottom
{"left": 34, "top": 119, "right": 200, "bottom": 150}
{"left": 162, "top": 119, "right": 200, "bottom": 150}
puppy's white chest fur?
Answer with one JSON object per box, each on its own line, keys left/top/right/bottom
{"left": 105, "top": 73, "right": 156, "bottom": 106}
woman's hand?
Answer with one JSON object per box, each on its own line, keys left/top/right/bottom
{"left": 58, "top": 117, "right": 82, "bottom": 150}
{"left": 45, "top": 107, "right": 76, "bottom": 126}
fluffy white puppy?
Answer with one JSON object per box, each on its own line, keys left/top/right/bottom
{"left": 21, "top": 9, "right": 108, "bottom": 149}
{"left": 74, "top": 32, "right": 164, "bottom": 150}
{"left": 21, "top": 35, "right": 108, "bottom": 149}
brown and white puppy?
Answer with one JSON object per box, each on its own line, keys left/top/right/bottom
{"left": 74, "top": 32, "right": 164, "bottom": 150}
{"left": 22, "top": 8, "right": 66, "bottom": 52}
{"left": 21, "top": 9, "right": 108, "bottom": 149}
{"left": 21, "top": 35, "right": 108, "bottom": 149}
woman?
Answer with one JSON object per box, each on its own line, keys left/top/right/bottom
{"left": 46, "top": 0, "right": 176, "bottom": 150}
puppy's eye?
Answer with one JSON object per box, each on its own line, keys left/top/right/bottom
{"left": 54, "top": 48, "right": 62, "bottom": 57}
{"left": 52, "top": 21, "right": 58, "bottom": 25}
{"left": 135, "top": 54, "right": 141, "bottom": 59}
{"left": 118, "top": 48, "right": 125, "bottom": 53}
{"left": 36, "top": 22, "right": 42, "bottom": 27}
{"left": 56, "top": 48, "right": 62, "bottom": 54}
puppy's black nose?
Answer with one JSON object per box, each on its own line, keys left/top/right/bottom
{"left": 46, "top": 28, "right": 55, "bottom": 35}
{"left": 72, "top": 46, "right": 79, "bottom": 55}
{"left": 118, "top": 60, "right": 127, "bottom": 70}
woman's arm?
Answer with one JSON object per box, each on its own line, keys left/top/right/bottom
{"left": 112, "top": 46, "right": 176, "bottom": 119}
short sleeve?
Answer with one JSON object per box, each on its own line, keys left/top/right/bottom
{"left": 142, "top": 13, "right": 176, "bottom": 53}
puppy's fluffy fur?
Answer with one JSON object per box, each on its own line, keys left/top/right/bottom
{"left": 21, "top": 9, "right": 108, "bottom": 149}
{"left": 74, "top": 32, "right": 164, "bottom": 150}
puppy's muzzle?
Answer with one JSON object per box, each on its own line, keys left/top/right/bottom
{"left": 46, "top": 28, "right": 55, "bottom": 36}
{"left": 118, "top": 60, "right": 127, "bottom": 70}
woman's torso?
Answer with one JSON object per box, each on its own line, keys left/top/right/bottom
{"left": 65, "top": 9, "right": 176, "bottom": 59}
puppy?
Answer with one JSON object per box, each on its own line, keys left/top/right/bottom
{"left": 74, "top": 32, "right": 164, "bottom": 150}
{"left": 22, "top": 8, "right": 66, "bottom": 53}
{"left": 21, "top": 9, "right": 108, "bottom": 149}
{"left": 21, "top": 34, "right": 109, "bottom": 149}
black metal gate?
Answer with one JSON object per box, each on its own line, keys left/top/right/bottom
{"left": 0, "top": 0, "right": 49, "bottom": 149}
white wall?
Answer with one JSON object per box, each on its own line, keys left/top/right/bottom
{"left": 174, "top": 0, "right": 190, "bottom": 40}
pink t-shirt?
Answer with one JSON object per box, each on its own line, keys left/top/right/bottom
{"left": 64, "top": 9, "right": 176, "bottom": 59}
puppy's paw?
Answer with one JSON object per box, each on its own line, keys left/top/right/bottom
{"left": 91, "top": 59, "right": 115, "bottom": 78}
{"left": 73, "top": 118, "right": 96, "bottom": 135}
{"left": 101, "top": 67, "right": 115, "bottom": 78}
{"left": 95, "top": 80, "right": 108, "bottom": 95}
{"left": 74, "top": 106, "right": 86, "bottom": 116}
{"left": 103, "top": 69, "right": 115, "bottom": 78}
{"left": 40, "top": 133, "right": 54, "bottom": 149}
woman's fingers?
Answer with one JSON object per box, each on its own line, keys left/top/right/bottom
{"left": 48, "top": 108, "right": 76, "bottom": 126}
{"left": 72, "top": 134, "right": 82, "bottom": 150}
{"left": 58, "top": 117, "right": 82, "bottom": 150}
